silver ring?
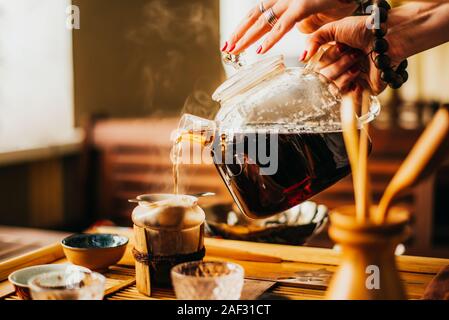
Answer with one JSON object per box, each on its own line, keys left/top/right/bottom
{"left": 259, "top": 1, "right": 266, "bottom": 14}
{"left": 264, "top": 8, "right": 278, "bottom": 28}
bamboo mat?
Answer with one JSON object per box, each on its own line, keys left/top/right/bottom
{"left": 1, "top": 227, "right": 449, "bottom": 300}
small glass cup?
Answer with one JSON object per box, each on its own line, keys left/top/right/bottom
{"left": 28, "top": 269, "right": 106, "bottom": 300}
{"left": 171, "top": 261, "right": 244, "bottom": 300}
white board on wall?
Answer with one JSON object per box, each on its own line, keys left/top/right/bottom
{"left": 0, "top": 0, "right": 75, "bottom": 151}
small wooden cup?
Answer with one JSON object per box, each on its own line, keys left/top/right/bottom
{"left": 326, "top": 206, "right": 411, "bottom": 300}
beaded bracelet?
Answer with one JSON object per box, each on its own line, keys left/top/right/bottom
{"left": 339, "top": 0, "right": 409, "bottom": 89}
{"left": 370, "top": 0, "right": 408, "bottom": 89}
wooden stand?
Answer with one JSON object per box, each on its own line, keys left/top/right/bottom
{"left": 133, "top": 224, "right": 152, "bottom": 296}
{"left": 326, "top": 206, "right": 410, "bottom": 300}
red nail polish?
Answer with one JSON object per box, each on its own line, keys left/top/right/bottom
{"left": 299, "top": 50, "right": 308, "bottom": 61}
{"left": 256, "top": 45, "right": 262, "bottom": 54}
{"left": 221, "top": 42, "right": 228, "bottom": 52}
{"left": 228, "top": 43, "right": 236, "bottom": 52}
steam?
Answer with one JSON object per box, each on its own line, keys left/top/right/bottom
{"left": 181, "top": 81, "right": 220, "bottom": 120}
{"left": 137, "top": 1, "right": 217, "bottom": 48}
{"left": 126, "top": 0, "right": 224, "bottom": 195}
{"left": 127, "top": 0, "right": 223, "bottom": 113}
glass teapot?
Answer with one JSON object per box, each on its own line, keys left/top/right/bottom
{"left": 175, "top": 54, "right": 380, "bottom": 219}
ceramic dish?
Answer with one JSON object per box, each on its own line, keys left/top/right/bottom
{"left": 205, "top": 201, "right": 328, "bottom": 245}
{"left": 8, "top": 264, "right": 89, "bottom": 300}
{"left": 61, "top": 233, "right": 128, "bottom": 270}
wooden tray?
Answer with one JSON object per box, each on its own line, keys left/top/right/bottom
{"left": 1, "top": 227, "right": 449, "bottom": 300}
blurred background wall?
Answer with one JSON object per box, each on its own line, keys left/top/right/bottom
{"left": 72, "top": 0, "right": 224, "bottom": 123}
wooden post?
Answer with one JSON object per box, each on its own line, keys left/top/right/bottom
{"left": 133, "top": 224, "right": 151, "bottom": 296}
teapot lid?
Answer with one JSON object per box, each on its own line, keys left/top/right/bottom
{"left": 212, "top": 55, "right": 285, "bottom": 104}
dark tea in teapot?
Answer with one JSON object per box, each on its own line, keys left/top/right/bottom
{"left": 212, "top": 130, "right": 369, "bottom": 219}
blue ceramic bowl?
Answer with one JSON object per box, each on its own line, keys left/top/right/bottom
{"left": 61, "top": 233, "right": 128, "bottom": 270}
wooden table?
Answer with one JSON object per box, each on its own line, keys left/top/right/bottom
{"left": 1, "top": 226, "right": 448, "bottom": 300}
{"left": 0, "top": 226, "right": 70, "bottom": 263}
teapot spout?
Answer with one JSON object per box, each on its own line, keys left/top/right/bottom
{"left": 172, "top": 114, "right": 216, "bottom": 147}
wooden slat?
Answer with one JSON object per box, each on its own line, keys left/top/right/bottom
{"left": 368, "top": 159, "right": 403, "bottom": 175}
{"left": 113, "top": 172, "right": 222, "bottom": 188}
{"left": 111, "top": 154, "right": 216, "bottom": 170}
{"left": 28, "top": 159, "right": 64, "bottom": 228}
{"left": 0, "top": 243, "right": 64, "bottom": 282}
{"left": 92, "top": 118, "right": 180, "bottom": 149}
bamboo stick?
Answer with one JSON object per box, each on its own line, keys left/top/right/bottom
{"left": 133, "top": 224, "right": 151, "bottom": 296}
{"left": 375, "top": 106, "right": 449, "bottom": 223}
{"left": 341, "top": 96, "right": 362, "bottom": 222}
{"left": 356, "top": 91, "right": 372, "bottom": 222}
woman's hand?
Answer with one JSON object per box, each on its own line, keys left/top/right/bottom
{"left": 307, "top": 2, "right": 449, "bottom": 95}
{"left": 222, "top": 0, "right": 357, "bottom": 55}
{"left": 306, "top": 15, "right": 390, "bottom": 95}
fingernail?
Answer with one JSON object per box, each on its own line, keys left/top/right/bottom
{"left": 228, "top": 43, "right": 236, "bottom": 52}
{"left": 349, "top": 65, "right": 359, "bottom": 74}
{"left": 221, "top": 42, "right": 228, "bottom": 52}
{"left": 299, "top": 50, "right": 308, "bottom": 61}
{"left": 256, "top": 45, "right": 262, "bottom": 54}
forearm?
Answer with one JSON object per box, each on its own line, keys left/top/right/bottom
{"left": 387, "top": 2, "right": 449, "bottom": 62}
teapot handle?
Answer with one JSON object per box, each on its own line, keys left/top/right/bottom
{"left": 303, "top": 44, "right": 331, "bottom": 74}
{"left": 358, "top": 95, "right": 381, "bottom": 126}
{"left": 304, "top": 44, "right": 382, "bottom": 127}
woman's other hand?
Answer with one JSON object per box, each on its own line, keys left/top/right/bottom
{"left": 305, "top": 15, "right": 398, "bottom": 95}
{"left": 222, "top": 0, "right": 357, "bottom": 55}
{"left": 306, "top": 2, "right": 449, "bottom": 95}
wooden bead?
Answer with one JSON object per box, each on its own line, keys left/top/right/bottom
{"left": 397, "top": 59, "right": 408, "bottom": 71}
{"left": 374, "top": 7, "right": 388, "bottom": 23}
{"left": 373, "top": 38, "right": 389, "bottom": 53}
{"left": 381, "top": 68, "right": 395, "bottom": 83}
{"left": 375, "top": 54, "right": 391, "bottom": 69}
{"left": 388, "top": 74, "right": 404, "bottom": 89}
{"left": 370, "top": 2, "right": 408, "bottom": 90}
{"left": 372, "top": 25, "right": 387, "bottom": 38}
{"left": 399, "top": 70, "right": 409, "bottom": 83}
{"left": 389, "top": 81, "right": 403, "bottom": 89}
{"left": 377, "top": 0, "right": 391, "bottom": 10}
